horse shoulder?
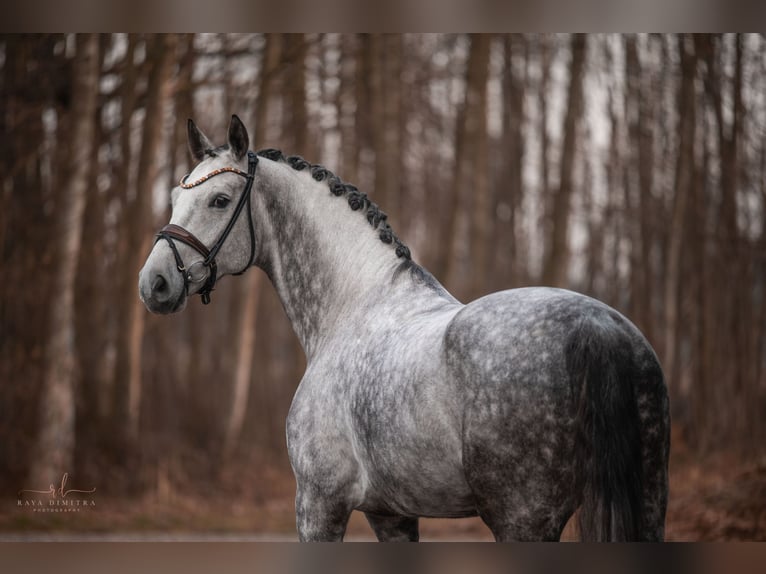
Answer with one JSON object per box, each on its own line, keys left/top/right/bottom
{"left": 287, "top": 366, "right": 358, "bottom": 467}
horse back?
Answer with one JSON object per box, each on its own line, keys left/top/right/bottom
{"left": 444, "top": 286, "right": 661, "bottom": 395}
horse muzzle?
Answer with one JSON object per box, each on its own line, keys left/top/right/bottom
{"left": 138, "top": 257, "right": 188, "bottom": 315}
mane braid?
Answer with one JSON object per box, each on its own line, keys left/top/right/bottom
{"left": 256, "top": 148, "right": 412, "bottom": 260}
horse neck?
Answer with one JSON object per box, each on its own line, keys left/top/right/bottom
{"left": 252, "top": 159, "right": 404, "bottom": 358}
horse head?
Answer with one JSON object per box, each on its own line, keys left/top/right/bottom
{"left": 139, "top": 115, "right": 257, "bottom": 313}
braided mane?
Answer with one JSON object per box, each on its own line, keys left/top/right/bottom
{"left": 255, "top": 148, "right": 412, "bottom": 261}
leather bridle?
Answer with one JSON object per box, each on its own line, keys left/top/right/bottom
{"left": 156, "top": 150, "right": 258, "bottom": 305}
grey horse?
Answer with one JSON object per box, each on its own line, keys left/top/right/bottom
{"left": 139, "top": 116, "right": 670, "bottom": 542}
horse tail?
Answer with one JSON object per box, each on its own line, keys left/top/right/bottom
{"left": 566, "top": 316, "right": 643, "bottom": 541}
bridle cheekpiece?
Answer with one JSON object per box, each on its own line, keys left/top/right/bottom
{"left": 156, "top": 150, "right": 258, "bottom": 305}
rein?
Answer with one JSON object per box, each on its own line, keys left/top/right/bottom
{"left": 156, "top": 150, "right": 258, "bottom": 305}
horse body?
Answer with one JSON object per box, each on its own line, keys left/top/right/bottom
{"left": 138, "top": 117, "right": 670, "bottom": 542}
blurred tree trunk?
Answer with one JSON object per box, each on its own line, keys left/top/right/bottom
{"left": 586, "top": 78, "right": 617, "bottom": 299}
{"left": 727, "top": 35, "right": 755, "bottom": 447}
{"left": 339, "top": 34, "right": 360, "bottom": 184}
{"left": 497, "top": 34, "right": 527, "bottom": 288}
{"left": 74, "top": 35, "right": 109, "bottom": 454}
{"left": 29, "top": 34, "right": 100, "bottom": 485}
{"left": 538, "top": 36, "right": 552, "bottom": 220}
{"left": 469, "top": 34, "right": 495, "bottom": 299}
{"left": 355, "top": 35, "right": 374, "bottom": 190}
{"left": 369, "top": 34, "right": 387, "bottom": 208}
{"left": 372, "top": 34, "right": 404, "bottom": 219}
{"left": 663, "top": 34, "right": 696, "bottom": 400}
{"left": 107, "top": 34, "right": 138, "bottom": 423}
{"left": 624, "top": 34, "right": 657, "bottom": 340}
{"left": 441, "top": 34, "right": 491, "bottom": 298}
{"left": 367, "top": 34, "right": 404, "bottom": 219}
{"left": 222, "top": 275, "right": 262, "bottom": 460}
{"left": 0, "top": 36, "right": 62, "bottom": 489}
{"left": 636, "top": 49, "right": 657, "bottom": 340}
{"left": 168, "top": 34, "right": 195, "bottom": 192}
{"left": 604, "top": 82, "right": 623, "bottom": 308}
{"left": 699, "top": 35, "right": 748, "bottom": 446}
{"left": 221, "top": 33, "right": 279, "bottom": 461}
{"left": 624, "top": 36, "right": 643, "bottom": 328}
{"left": 699, "top": 34, "right": 742, "bottom": 245}
{"left": 691, "top": 124, "right": 712, "bottom": 449}
{"left": 584, "top": 158, "right": 604, "bottom": 295}
{"left": 467, "top": 34, "right": 493, "bottom": 299}
{"left": 385, "top": 34, "right": 404, "bottom": 220}
{"left": 285, "top": 34, "right": 310, "bottom": 157}
{"left": 756, "top": 143, "right": 766, "bottom": 438}
{"left": 691, "top": 34, "right": 720, "bottom": 448}
{"left": 535, "top": 35, "right": 553, "bottom": 284}
{"left": 604, "top": 92, "right": 623, "bottom": 307}
{"left": 112, "top": 34, "right": 175, "bottom": 450}
{"left": 541, "top": 34, "right": 587, "bottom": 287}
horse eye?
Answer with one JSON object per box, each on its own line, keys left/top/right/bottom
{"left": 210, "top": 194, "right": 231, "bottom": 209}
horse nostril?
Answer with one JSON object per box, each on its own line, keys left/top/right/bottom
{"left": 152, "top": 274, "right": 168, "bottom": 294}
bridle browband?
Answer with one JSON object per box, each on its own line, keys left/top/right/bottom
{"left": 156, "top": 150, "right": 258, "bottom": 305}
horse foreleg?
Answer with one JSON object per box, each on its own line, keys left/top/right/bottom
{"left": 295, "top": 485, "right": 353, "bottom": 542}
{"left": 364, "top": 513, "right": 419, "bottom": 542}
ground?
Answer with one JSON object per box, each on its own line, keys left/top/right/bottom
{"left": 3, "top": 433, "right": 765, "bottom": 541}
{"left": 663, "top": 439, "right": 766, "bottom": 541}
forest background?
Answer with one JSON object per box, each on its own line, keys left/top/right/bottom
{"left": 1, "top": 33, "right": 765, "bottom": 540}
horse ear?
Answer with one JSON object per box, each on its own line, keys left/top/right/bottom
{"left": 227, "top": 114, "right": 249, "bottom": 160}
{"left": 187, "top": 119, "right": 213, "bottom": 162}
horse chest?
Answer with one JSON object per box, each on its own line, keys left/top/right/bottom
{"left": 287, "top": 360, "right": 476, "bottom": 518}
